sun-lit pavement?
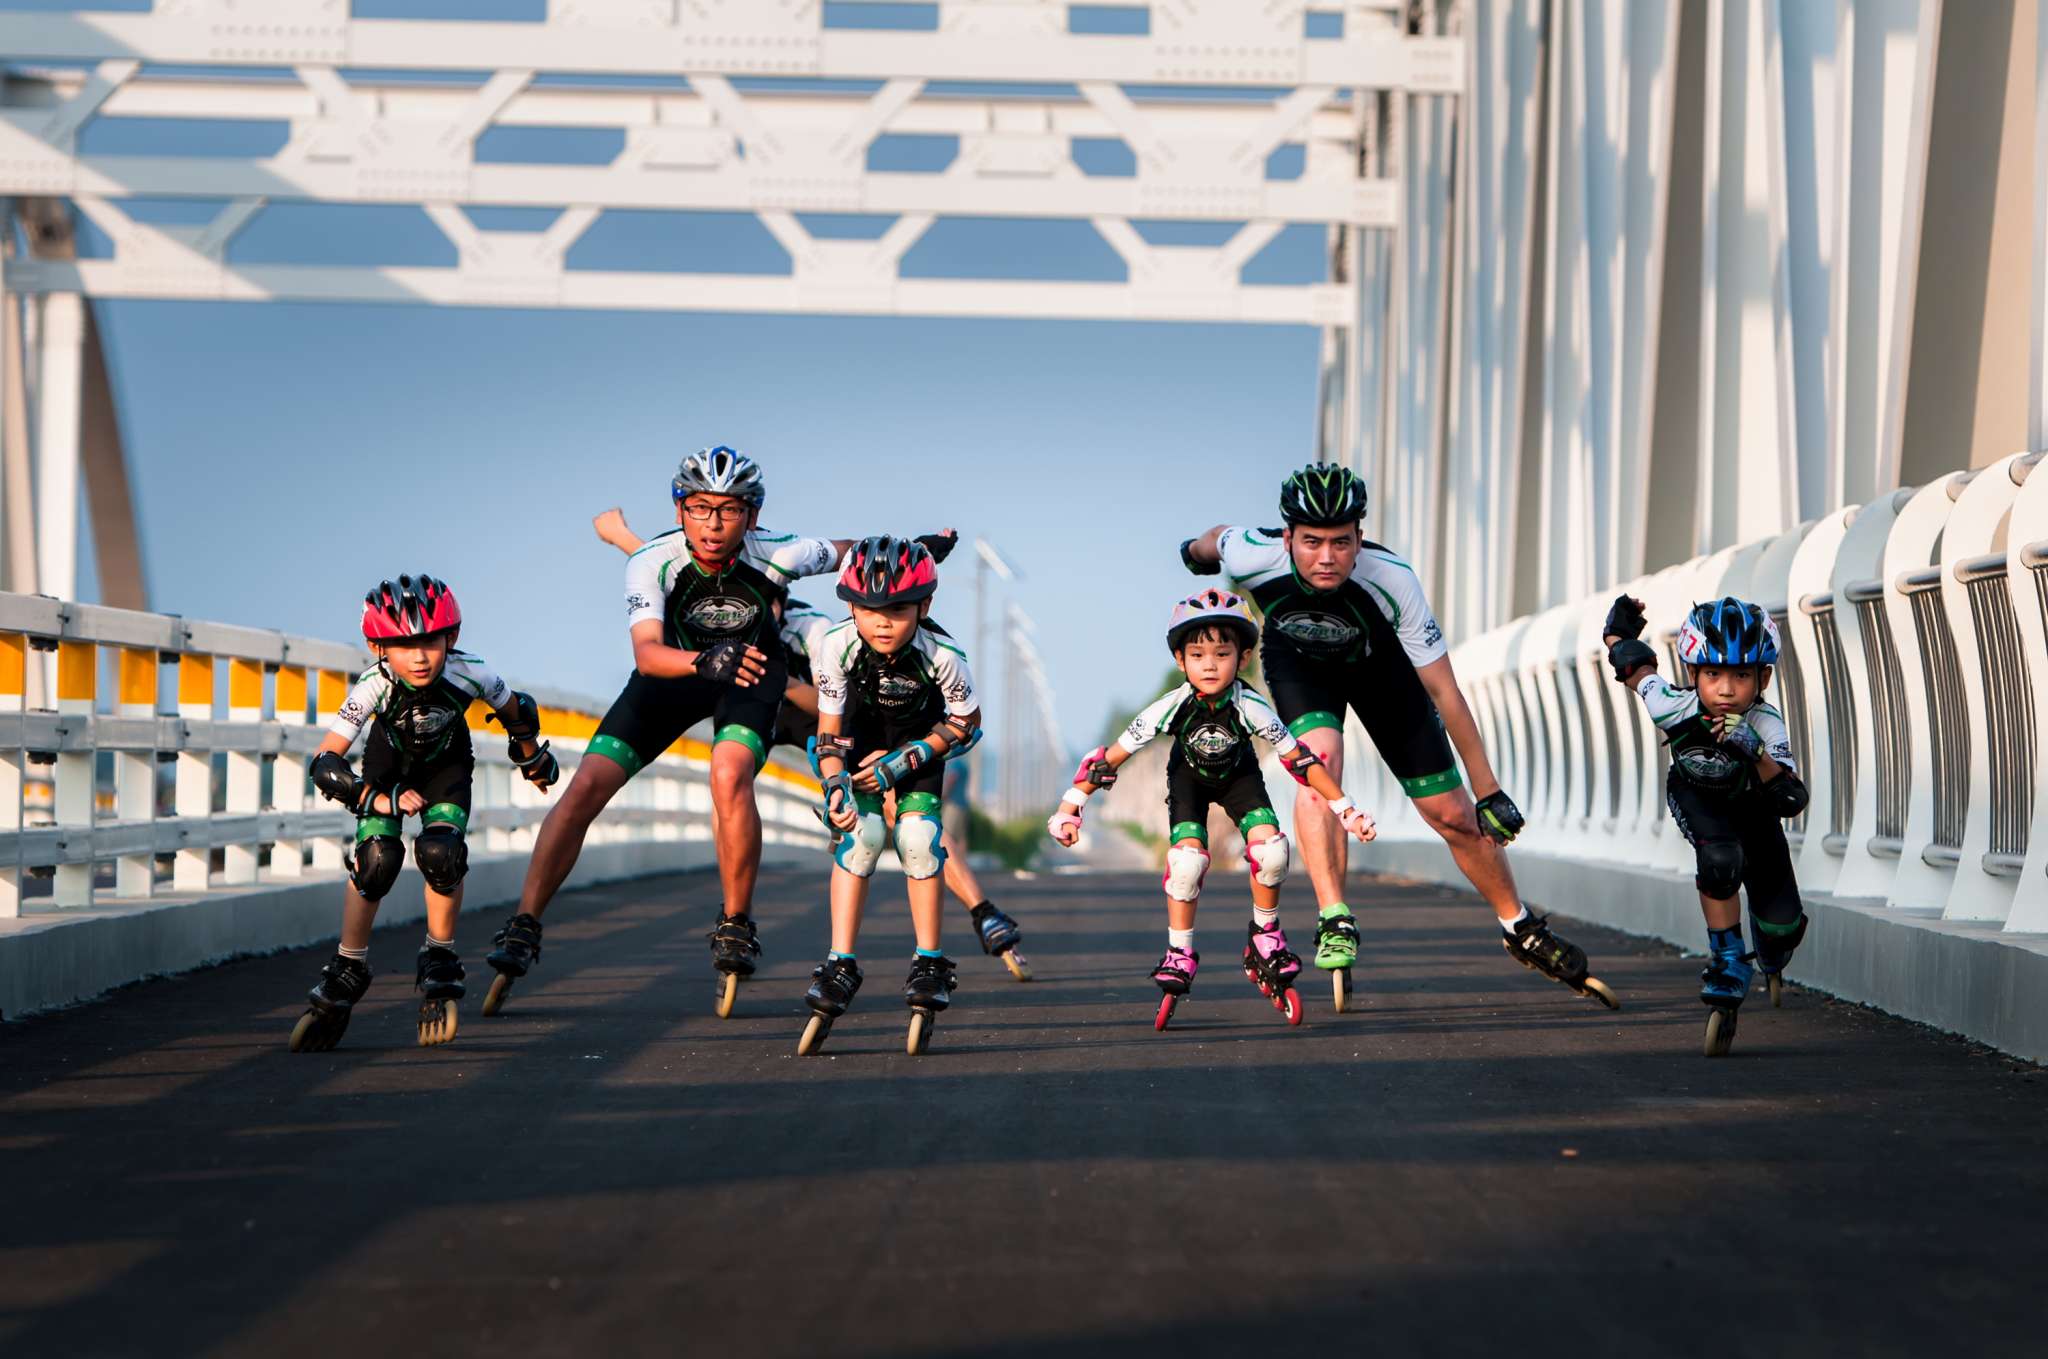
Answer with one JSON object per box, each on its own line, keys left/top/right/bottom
{"left": 4, "top": 868, "right": 2046, "bottom": 1358}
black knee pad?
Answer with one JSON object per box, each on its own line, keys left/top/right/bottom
{"left": 413, "top": 826, "right": 469, "bottom": 895}
{"left": 1694, "top": 840, "right": 1745, "bottom": 900}
{"left": 349, "top": 835, "right": 405, "bottom": 901}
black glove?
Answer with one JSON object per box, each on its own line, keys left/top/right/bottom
{"left": 513, "top": 739, "right": 560, "bottom": 791}
{"left": 1603, "top": 594, "right": 1647, "bottom": 641}
{"left": 1475, "top": 790, "right": 1524, "bottom": 846}
{"left": 1180, "top": 538, "right": 1221, "bottom": 576}
{"left": 915, "top": 531, "right": 958, "bottom": 564}
{"left": 1608, "top": 638, "right": 1657, "bottom": 683}
{"left": 310, "top": 749, "right": 383, "bottom": 814}
{"left": 694, "top": 640, "right": 753, "bottom": 685}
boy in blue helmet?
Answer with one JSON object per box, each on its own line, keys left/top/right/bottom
{"left": 1604, "top": 594, "right": 1812, "bottom": 1057}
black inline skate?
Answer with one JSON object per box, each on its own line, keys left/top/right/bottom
{"left": 969, "top": 900, "right": 1032, "bottom": 981}
{"left": 288, "top": 954, "right": 372, "bottom": 1053}
{"left": 903, "top": 953, "right": 958, "bottom": 1055}
{"left": 708, "top": 910, "right": 762, "bottom": 1019}
{"left": 1750, "top": 912, "right": 1806, "bottom": 1008}
{"left": 797, "top": 954, "right": 864, "bottom": 1056}
{"left": 1502, "top": 911, "right": 1621, "bottom": 1010}
{"left": 481, "top": 911, "right": 542, "bottom": 1016}
{"left": 414, "top": 944, "right": 465, "bottom": 1047}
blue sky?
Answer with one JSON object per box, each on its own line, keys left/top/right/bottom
{"left": 24, "top": 0, "right": 1340, "bottom": 747}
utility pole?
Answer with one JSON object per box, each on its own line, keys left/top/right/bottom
{"left": 972, "top": 538, "right": 1015, "bottom": 815}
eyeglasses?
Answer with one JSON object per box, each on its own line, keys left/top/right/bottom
{"left": 682, "top": 503, "right": 750, "bottom": 523}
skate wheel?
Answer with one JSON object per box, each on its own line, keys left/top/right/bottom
{"left": 907, "top": 1009, "right": 934, "bottom": 1056}
{"left": 1154, "top": 994, "right": 1178, "bottom": 1031}
{"left": 1281, "top": 988, "right": 1303, "bottom": 1026}
{"left": 417, "top": 998, "right": 459, "bottom": 1048}
{"left": 1331, "top": 968, "right": 1351, "bottom": 1013}
{"left": 1580, "top": 976, "right": 1621, "bottom": 1011}
{"left": 1002, "top": 951, "right": 1034, "bottom": 982}
{"left": 1767, "top": 973, "right": 1783, "bottom": 1008}
{"left": 1703, "top": 1006, "right": 1738, "bottom": 1058}
{"left": 798, "top": 1012, "right": 831, "bottom": 1056}
{"left": 288, "top": 1010, "right": 323, "bottom": 1053}
{"left": 714, "top": 971, "right": 740, "bottom": 1020}
{"left": 481, "top": 972, "right": 513, "bottom": 1018}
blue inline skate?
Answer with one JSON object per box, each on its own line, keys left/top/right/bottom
{"left": 1700, "top": 926, "right": 1754, "bottom": 1057}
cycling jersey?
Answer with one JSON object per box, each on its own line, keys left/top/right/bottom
{"left": 779, "top": 599, "right": 836, "bottom": 685}
{"left": 624, "top": 526, "right": 839, "bottom": 652}
{"left": 1118, "top": 680, "right": 1297, "bottom": 780}
{"left": 812, "top": 619, "right": 977, "bottom": 728}
{"left": 330, "top": 651, "right": 508, "bottom": 768}
{"left": 1632, "top": 674, "right": 1796, "bottom": 794}
{"left": 1217, "top": 527, "right": 1446, "bottom": 667}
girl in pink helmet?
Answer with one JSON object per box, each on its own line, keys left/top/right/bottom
{"left": 1046, "top": 589, "right": 1376, "bottom": 1029}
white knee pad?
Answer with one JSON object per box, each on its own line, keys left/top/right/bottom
{"left": 895, "top": 815, "right": 946, "bottom": 881}
{"left": 1162, "top": 845, "right": 1211, "bottom": 903}
{"left": 834, "top": 812, "right": 888, "bottom": 879}
{"left": 1250, "top": 833, "right": 1290, "bottom": 887}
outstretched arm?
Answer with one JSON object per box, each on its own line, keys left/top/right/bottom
{"left": 1180, "top": 525, "right": 1229, "bottom": 573}
{"left": 1415, "top": 655, "right": 1499, "bottom": 798}
{"left": 1047, "top": 743, "right": 1131, "bottom": 846}
{"left": 594, "top": 507, "right": 644, "bottom": 556}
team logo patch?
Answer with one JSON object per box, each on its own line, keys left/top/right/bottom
{"left": 1422, "top": 617, "right": 1444, "bottom": 648}
{"left": 390, "top": 705, "right": 457, "bottom": 745}
{"left": 875, "top": 671, "right": 924, "bottom": 706}
{"left": 625, "top": 592, "right": 652, "bottom": 617}
{"left": 1185, "top": 722, "right": 1238, "bottom": 762}
{"left": 1275, "top": 612, "right": 1361, "bottom": 650}
{"left": 1674, "top": 744, "right": 1745, "bottom": 791}
{"left": 685, "top": 596, "right": 759, "bottom": 634}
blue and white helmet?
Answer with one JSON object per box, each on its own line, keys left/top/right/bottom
{"left": 673, "top": 445, "right": 765, "bottom": 507}
{"left": 1677, "top": 596, "right": 1779, "bottom": 667}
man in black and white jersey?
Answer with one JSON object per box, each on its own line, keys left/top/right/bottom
{"left": 1181, "top": 461, "right": 1620, "bottom": 1009}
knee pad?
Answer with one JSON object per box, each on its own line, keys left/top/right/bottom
{"left": 895, "top": 814, "right": 946, "bottom": 881}
{"left": 833, "top": 812, "right": 888, "bottom": 879}
{"left": 1162, "top": 845, "right": 1211, "bottom": 903}
{"left": 1249, "top": 833, "right": 1290, "bottom": 887}
{"left": 1694, "top": 841, "right": 1745, "bottom": 900}
{"left": 348, "top": 835, "right": 405, "bottom": 901}
{"left": 413, "top": 825, "right": 469, "bottom": 895}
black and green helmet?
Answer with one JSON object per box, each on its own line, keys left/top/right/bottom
{"left": 1279, "top": 462, "right": 1368, "bottom": 527}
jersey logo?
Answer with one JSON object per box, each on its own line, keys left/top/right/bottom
{"left": 1274, "top": 612, "right": 1362, "bottom": 650}
{"left": 1674, "top": 744, "right": 1745, "bottom": 790}
{"left": 389, "top": 703, "right": 458, "bottom": 745}
{"left": 944, "top": 676, "right": 970, "bottom": 705}
{"left": 1422, "top": 616, "right": 1444, "bottom": 649}
{"left": 685, "top": 596, "right": 760, "bottom": 634}
{"left": 1184, "top": 722, "right": 1239, "bottom": 762}
{"left": 874, "top": 670, "right": 925, "bottom": 706}
{"left": 625, "top": 592, "right": 653, "bottom": 617}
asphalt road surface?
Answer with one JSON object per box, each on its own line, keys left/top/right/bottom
{"left": 4, "top": 868, "right": 2046, "bottom": 1358}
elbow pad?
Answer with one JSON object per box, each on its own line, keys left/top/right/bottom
{"left": 1279, "top": 744, "right": 1324, "bottom": 788}
{"left": 487, "top": 690, "right": 542, "bottom": 743}
{"left": 310, "top": 750, "right": 364, "bottom": 809}
{"left": 1608, "top": 638, "right": 1657, "bottom": 684}
{"left": 1761, "top": 770, "right": 1809, "bottom": 820}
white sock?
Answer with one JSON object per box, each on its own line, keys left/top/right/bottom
{"left": 1168, "top": 928, "right": 1196, "bottom": 952}
{"left": 1253, "top": 905, "right": 1279, "bottom": 929}
{"left": 338, "top": 943, "right": 369, "bottom": 961}
{"left": 425, "top": 934, "right": 453, "bottom": 951}
{"left": 1499, "top": 905, "right": 1531, "bottom": 936}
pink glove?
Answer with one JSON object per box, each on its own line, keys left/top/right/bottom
{"left": 1047, "top": 806, "right": 1083, "bottom": 847}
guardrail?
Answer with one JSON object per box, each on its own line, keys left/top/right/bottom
{"left": 0, "top": 591, "right": 825, "bottom": 920}
{"left": 1362, "top": 449, "right": 2048, "bottom": 934}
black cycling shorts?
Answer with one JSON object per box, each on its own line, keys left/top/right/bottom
{"left": 773, "top": 699, "right": 820, "bottom": 755}
{"left": 588, "top": 656, "right": 788, "bottom": 778}
{"left": 360, "top": 726, "right": 474, "bottom": 832}
{"left": 1260, "top": 639, "right": 1460, "bottom": 799}
{"left": 1164, "top": 749, "right": 1277, "bottom": 846}
{"left": 1664, "top": 772, "right": 1802, "bottom": 925}
{"left": 844, "top": 708, "right": 946, "bottom": 813}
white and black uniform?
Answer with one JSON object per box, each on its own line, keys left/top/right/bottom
{"left": 1218, "top": 526, "right": 1460, "bottom": 799}
{"left": 593, "top": 526, "right": 840, "bottom": 774}
{"left": 330, "top": 651, "right": 509, "bottom": 824}
{"left": 772, "top": 600, "right": 836, "bottom": 751}
{"left": 812, "top": 618, "right": 977, "bottom": 808}
{"left": 1631, "top": 673, "right": 1802, "bottom": 920}
{"left": 1119, "top": 680, "right": 1294, "bottom": 844}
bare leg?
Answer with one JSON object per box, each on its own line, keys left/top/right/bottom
{"left": 1412, "top": 786, "right": 1522, "bottom": 920}
{"left": 1291, "top": 727, "right": 1348, "bottom": 909}
{"left": 1700, "top": 890, "right": 1741, "bottom": 930}
{"left": 339, "top": 885, "right": 378, "bottom": 951}
{"left": 424, "top": 882, "right": 462, "bottom": 942}
{"left": 709, "top": 742, "right": 763, "bottom": 919}
{"left": 517, "top": 754, "right": 631, "bottom": 919}
{"left": 829, "top": 864, "right": 869, "bottom": 955}
{"left": 904, "top": 831, "right": 946, "bottom": 952}
{"left": 941, "top": 829, "right": 987, "bottom": 910}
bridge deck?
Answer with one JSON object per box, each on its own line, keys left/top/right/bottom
{"left": 3, "top": 869, "right": 2044, "bottom": 1357}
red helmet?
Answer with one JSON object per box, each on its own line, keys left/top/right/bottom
{"left": 363, "top": 574, "right": 462, "bottom": 643}
{"left": 836, "top": 535, "right": 938, "bottom": 607}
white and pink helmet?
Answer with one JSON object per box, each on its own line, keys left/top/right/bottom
{"left": 1167, "top": 589, "right": 1259, "bottom": 654}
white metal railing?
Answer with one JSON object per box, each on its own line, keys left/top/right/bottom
{"left": 0, "top": 592, "right": 824, "bottom": 918}
{"left": 1364, "top": 450, "right": 2048, "bottom": 933}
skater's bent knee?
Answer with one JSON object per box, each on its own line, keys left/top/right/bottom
{"left": 1695, "top": 841, "right": 1744, "bottom": 899}
{"left": 834, "top": 812, "right": 888, "bottom": 878}
{"left": 349, "top": 835, "right": 405, "bottom": 901}
{"left": 414, "top": 825, "right": 469, "bottom": 894}
{"left": 1250, "top": 832, "right": 1290, "bottom": 887}
{"left": 896, "top": 814, "right": 946, "bottom": 880}
{"left": 1163, "top": 844, "right": 1210, "bottom": 903}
